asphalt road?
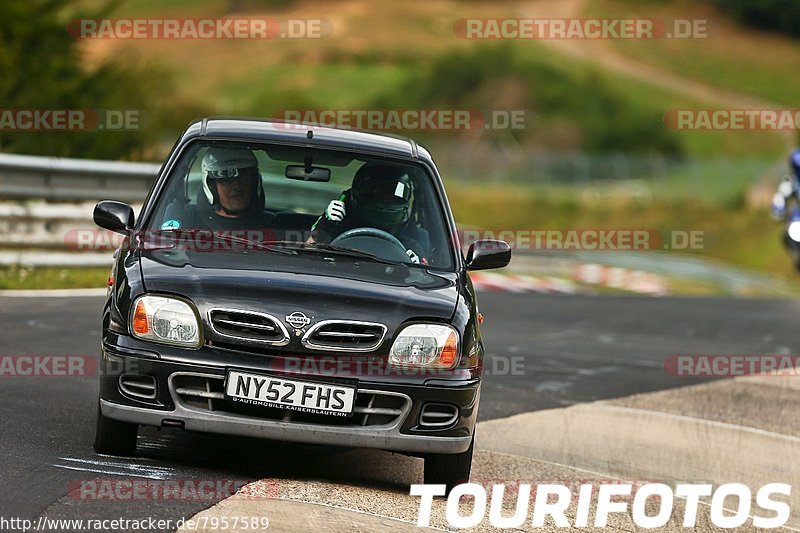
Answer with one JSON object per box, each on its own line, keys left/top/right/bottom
{"left": 1, "top": 292, "right": 800, "bottom": 530}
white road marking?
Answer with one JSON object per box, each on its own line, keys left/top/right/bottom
{"left": 51, "top": 457, "right": 176, "bottom": 479}
{"left": 0, "top": 288, "right": 106, "bottom": 297}
{"left": 52, "top": 464, "right": 173, "bottom": 479}
{"left": 596, "top": 403, "right": 800, "bottom": 444}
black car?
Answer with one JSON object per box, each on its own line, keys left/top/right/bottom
{"left": 92, "top": 118, "right": 511, "bottom": 490}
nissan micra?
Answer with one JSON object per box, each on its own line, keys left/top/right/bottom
{"left": 93, "top": 118, "right": 511, "bottom": 491}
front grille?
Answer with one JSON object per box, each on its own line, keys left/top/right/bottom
{"left": 170, "top": 373, "right": 408, "bottom": 427}
{"left": 301, "top": 320, "right": 386, "bottom": 352}
{"left": 119, "top": 374, "right": 157, "bottom": 400}
{"left": 419, "top": 403, "right": 459, "bottom": 428}
{"left": 208, "top": 309, "right": 289, "bottom": 346}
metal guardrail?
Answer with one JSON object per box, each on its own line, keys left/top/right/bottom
{"left": 0, "top": 153, "right": 344, "bottom": 266}
{"left": 0, "top": 152, "right": 343, "bottom": 204}
{"left": 1, "top": 151, "right": 775, "bottom": 268}
{"left": 0, "top": 153, "right": 159, "bottom": 266}
{"left": 0, "top": 152, "right": 161, "bottom": 202}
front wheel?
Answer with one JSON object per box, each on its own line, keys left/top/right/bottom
{"left": 423, "top": 435, "right": 474, "bottom": 495}
{"left": 93, "top": 403, "right": 138, "bottom": 456}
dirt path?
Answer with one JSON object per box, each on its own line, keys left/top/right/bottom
{"left": 520, "top": 0, "right": 790, "bottom": 117}
{"left": 518, "top": 0, "right": 792, "bottom": 202}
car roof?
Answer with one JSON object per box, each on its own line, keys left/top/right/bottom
{"left": 182, "top": 118, "right": 433, "bottom": 162}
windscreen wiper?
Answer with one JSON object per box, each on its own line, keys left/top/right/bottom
{"left": 266, "top": 241, "right": 404, "bottom": 265}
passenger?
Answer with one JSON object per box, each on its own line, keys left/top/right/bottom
{"left": 309, "top": 163, "right": 430, "bottom": 264}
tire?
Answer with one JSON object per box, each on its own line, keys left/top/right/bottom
{"left": 93, "top": 403, "right": 138, "bottom": 456}
{"left": 423, "top": 435, "right": 474, "bottom": 495}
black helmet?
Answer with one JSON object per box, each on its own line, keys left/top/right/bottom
{"left": 351, "top": 163, "right": 413, "bottom": 229}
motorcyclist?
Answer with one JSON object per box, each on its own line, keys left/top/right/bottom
{"left": 309, "top": 162, "right": 430, "bottom": 264}
{"left": 771, "top": 148, "right": 800, "bottom": 220}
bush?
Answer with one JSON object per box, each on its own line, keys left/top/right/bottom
{"left": 714, "top": 0, "right": 800, "bottom": 37}
{"left": 0, "top": 0, "right": 202, "bottom": 159}
{"left": 372, "top": 44, "right": 683, "bottom": 155}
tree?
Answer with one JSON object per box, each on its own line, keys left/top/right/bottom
{"left": 0, "top": 0, "right": 196, "bottom": 159}
{"left": 715, "top": 0, "right": 800, "bottom": 37}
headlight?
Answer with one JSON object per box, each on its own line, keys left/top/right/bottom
{"left": 789, "top": 221, "right": 800, "bottom": 242}
{"left": 130, "top": 295, "right": 201, "bottom": 348}
{"left": 388, "top": 324, "right": 459, "bottom": 369}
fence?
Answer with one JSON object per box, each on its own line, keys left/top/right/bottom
{"left": 0, "top": 151, "right": 779, "bottom": 266}
{"left": 0, "top": 153, "right": 336, "bottom": 266}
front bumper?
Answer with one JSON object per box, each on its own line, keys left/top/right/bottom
{"left": 100, "top": 343, "right": 479, "bottom": 455}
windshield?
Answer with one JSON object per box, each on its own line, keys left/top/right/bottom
{"left": 142, "top": 140, "right": 455, "bottom": 270}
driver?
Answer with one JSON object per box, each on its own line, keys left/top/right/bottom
{"left": 309, "top": 163, "right": 430, "bottom": 264}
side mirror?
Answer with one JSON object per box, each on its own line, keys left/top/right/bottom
{"left": 94, "top": 200, "right": 134, "bottom": 234}
{"left": 466, "top": 240, "right": 512, "bottom": 271}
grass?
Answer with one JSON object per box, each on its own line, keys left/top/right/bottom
{"left": 69, "top": 0, "right": 789, "bottom": 160}
{"left": 20, "top": 0, "right": 793, "bottom": 291}
{"left": 3, "top": 193, "right": 794, "bottom": 292}
{"left": 445, "top": 183, "right": 798, "bottom": 279}
{"left": 1, "top": 182, "right": 796, "bottom": 291}
{"left": 585, "top": 0, "right": 800, "bottom": 108}
{"left": 0, "top": 266, "right": 110, "bottom": 290}
{"left": 638, "top": 157, "right": 775, "bottom": 202}
{"left": 218, "top": 63, "right": 414, "bottom": 115}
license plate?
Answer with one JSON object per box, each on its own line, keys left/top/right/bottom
{"left": 224, "top": 370, "right": 356, "bottom": 417}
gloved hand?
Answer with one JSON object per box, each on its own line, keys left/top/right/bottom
{"left": 772, "top": 194, "right": 786, "bottom": 220}
{"left": 325, "top": 200, "right": 346, "bottom": 222}
{"left": 405, "top": 249, "right": 421, "bottom": 264}
{"left": 778, "top": 178, "right": 794, "bottom": 198}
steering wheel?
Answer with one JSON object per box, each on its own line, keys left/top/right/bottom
{"left": 330, "top": 227, "right": 410, "bottom": 262}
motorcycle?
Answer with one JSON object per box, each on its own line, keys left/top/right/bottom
{"left": 782, "top": 206, "right": 800, "bottom": 272}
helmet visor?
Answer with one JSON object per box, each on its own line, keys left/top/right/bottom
{"left": 356, "top": 175, "right": 411, "bottom": 206}
{"left": 207, "top": 168, "right": 240, "bottom": 180}
{"left": 207, "top": 166, "right": 258, "bottom": 181}
{"left": 359, "top": 202, "right": 407, "bottom": 228}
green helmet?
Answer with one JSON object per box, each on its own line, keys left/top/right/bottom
{"left": 351, "top": 163, "right": 413, "bottom": 229}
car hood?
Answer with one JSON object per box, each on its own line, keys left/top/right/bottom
{"left": 138, "top": 248, "right": 459, "bottom": 350}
